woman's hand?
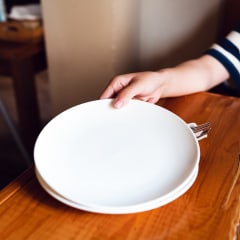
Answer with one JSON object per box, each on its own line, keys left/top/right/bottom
{"left": 100, "top": 55, "right": 230, "bottom": 108}
{"left": 100, "top": 71, "right": 168, "bottom": 108}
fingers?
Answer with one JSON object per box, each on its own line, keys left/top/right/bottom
{"left": 99, "top": 85, "right": 115, "bottom": 100}
{"left": 100, "top": 74, "right": 135, "bottom": 100}
{"left": 100, "top": 71, "right": 162, "bottom": 108}
{"left": 112, "top": 80, "right": 147, "bottom": 108}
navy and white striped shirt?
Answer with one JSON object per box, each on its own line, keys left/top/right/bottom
{"left": 206, "top": 25, "right": 240, "bottom": 91}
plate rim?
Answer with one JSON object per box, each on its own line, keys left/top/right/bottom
{"left": 34, "top": 99, "right": 200, "bottom": 209}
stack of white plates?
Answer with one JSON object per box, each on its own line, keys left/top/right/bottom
{"left": 34, "top": 99, "right": 200, "bottom": 214}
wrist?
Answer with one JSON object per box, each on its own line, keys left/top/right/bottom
{"left": 155, "top": 68, "right": 175, "bottom": 98}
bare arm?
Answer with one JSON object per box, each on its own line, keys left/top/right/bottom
{"left": 100, "top": 54, "right": 229, "bottom": 108}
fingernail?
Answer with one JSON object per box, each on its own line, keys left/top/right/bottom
{"left": 114, "top": 99, "right": 123, "bottom": 108}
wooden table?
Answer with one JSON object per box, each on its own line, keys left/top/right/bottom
{"left": 0, "top": 40, "right": 47, "bottom": 154}
{"left": 0, "top": 92, "right": 239, "bottom": 240}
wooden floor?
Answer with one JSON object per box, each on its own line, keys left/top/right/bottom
{"left": 0, "top": 71, "right": 52, "bottom": 189}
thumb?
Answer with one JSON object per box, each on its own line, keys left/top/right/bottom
{"left": 112, "top": 82, "right": 142, "bottom": 108}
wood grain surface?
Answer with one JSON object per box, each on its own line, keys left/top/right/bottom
{"left": 0, "top": 92, "right": 239, "bottom": 240}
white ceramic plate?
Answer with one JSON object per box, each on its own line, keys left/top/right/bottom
{"left": 34, "top": 99, "right": 200, "bottom": 213}
{"left": 35, "top": 166, "right": 198, "bottom": 214}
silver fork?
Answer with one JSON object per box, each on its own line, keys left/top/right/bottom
{"left": 195, "top": 128, "right": 211, "bottom": 140}
{"left": 190, "top": 122, "right": 212, "bottom": 133}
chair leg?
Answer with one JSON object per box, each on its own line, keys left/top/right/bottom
{"left": 0, "top": 97, "right": 32, "bottom": 167}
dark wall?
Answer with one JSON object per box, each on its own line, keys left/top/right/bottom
{"left": 219, "top": 0, "right": 240, "bottom": 37}
{"left": 5, "top": 0, "right": 40, "bottom": 13}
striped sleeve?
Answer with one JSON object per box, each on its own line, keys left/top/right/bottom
{"left": 206, "top": 26, "right": 240, "bottom": 88}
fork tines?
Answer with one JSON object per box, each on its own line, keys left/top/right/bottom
{"left": 191, "top": 122, "right": 212, "bottom": 133}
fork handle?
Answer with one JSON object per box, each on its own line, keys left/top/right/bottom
{"left": 188, "top": 123, "right": 209, "bottom": 141}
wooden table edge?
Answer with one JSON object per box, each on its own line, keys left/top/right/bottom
{"left": 0, "top": 166, "right": 34, "bottom": 205}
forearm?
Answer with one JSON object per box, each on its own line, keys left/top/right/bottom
{"left": 159, "top": 54, "right": 230, "bottom": 97}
